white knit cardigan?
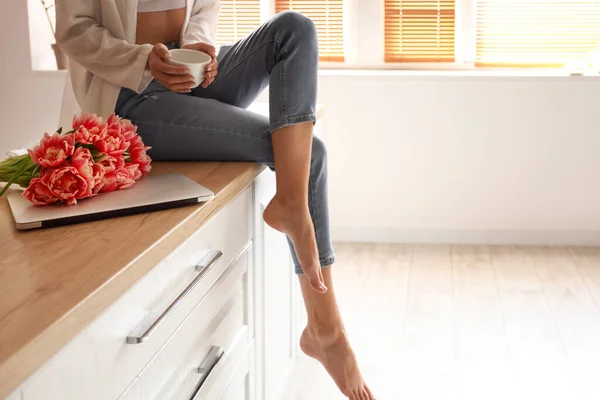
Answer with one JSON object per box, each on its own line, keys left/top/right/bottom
{"left": 55, "top": 0, "right": 220, "bottom": 119}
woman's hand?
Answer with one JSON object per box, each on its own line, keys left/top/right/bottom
{"left": 182, "top": 42, "right": 219, "bottom": 88}
{"left": 147, "top": 43, "right": 196, "bottom": 93}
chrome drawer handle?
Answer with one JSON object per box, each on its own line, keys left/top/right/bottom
{"left": 191, "top": 345, "right": 225, "bottom": 400}
{"left": 127, "top": 250, "right": 224, "bottom": 344}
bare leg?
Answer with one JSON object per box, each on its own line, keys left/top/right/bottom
{"left": 299, "top": 267, "right": 375, "bottom": 400}
{"left": 263, "top": 122, "right": 327, "bottom": 293}
{"left": 263, "top": 122, "right": 373, "bottom": 398}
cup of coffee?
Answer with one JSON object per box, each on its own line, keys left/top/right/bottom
{"left": 168, "top": 49, "right": 212, "bottom": 88}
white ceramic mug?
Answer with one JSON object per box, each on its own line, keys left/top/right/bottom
{"left": 168, "top": 49, "right": 212, "bottom": 88}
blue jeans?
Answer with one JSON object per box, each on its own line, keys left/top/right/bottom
{"left": 116, "top": 11, "right": 335, "bottom": 274}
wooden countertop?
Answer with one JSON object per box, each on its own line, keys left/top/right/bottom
{"left": 0, "top": 162, "right": 266, "bottom": 398}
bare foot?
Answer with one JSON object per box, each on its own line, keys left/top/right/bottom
{"left": 263, "top": 195, "right": 327, "bottom": 293}
{"left": 300, "top": 327, "right": 374, "bottom": 400}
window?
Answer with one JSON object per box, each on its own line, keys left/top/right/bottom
{"left": 215, "top": 0, "right": 344, "bottom": 62}
{"left": 476, "top": 1, "right": 600, "bottom": 67}
{"left": 275, "top": 0, "right": 345, "bottom": 62}
{"left": 216, "top": 0, "right": 261, "bottom": 46}
{"left": 215, "top": 1, "right": 600, "bottom": 69}
{"left": 384, "top": 0, "right": 456, "bottom": 63}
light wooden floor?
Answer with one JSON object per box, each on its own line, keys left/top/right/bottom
{"left": 282, "top": 243, "right": 600, "bottom": 400}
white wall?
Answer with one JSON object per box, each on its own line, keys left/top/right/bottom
{"left": 321, "top": 73, "right": 600, "bottom": 244}
{"left": 2, "top": 0, "right": 598, "bottom": 244}
{"left": 0, "top": 0, "right": 65, "bottom": 156}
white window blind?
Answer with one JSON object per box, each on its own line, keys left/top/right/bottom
{"left": 276, "top": 0, "right": 345, "bottom": 62}
{"left": 385, "top": 0, "right": 456, "bottom": 62}
{"left": 476, "top": 1, "right": 600, "bottom": 67}
{"left": 216, "top": 0, "right": 261, "bottom": 46}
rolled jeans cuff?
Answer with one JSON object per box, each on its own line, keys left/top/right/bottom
{"left": 294, "top": 254, "right": 336, "bottom": 275}
{"left": 270, "top": 114, "right": 316, "bottom": 132}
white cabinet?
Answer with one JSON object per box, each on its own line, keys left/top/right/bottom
{"left": 216, "top": 344, "right": 254, "bottom": 400}
{"left": 253, "top": 170, "right": 304, "bottom": 400}
{"left": 10, "top": 171, "right": 303, "bottom": 400}
{"left": 19, "top": 189, "right": 258, "bottom": 400}
{"left": 21, "top": 191, "right": 252, "bottom": 400}
{"left": 118, "top": 248, "right": 253, "bottom": 400}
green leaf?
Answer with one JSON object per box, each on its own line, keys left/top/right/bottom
{"left": 0, "top": 158, "right": 31, "bottom": 197}
{"left": 57, "top": 127, "right": 63, "bottom": 134}
{"left": 93, "top": 151, "right": 108, "bottom": 162}
{"left": 0, "top": 154, "right": 29, "bottom": 176}
{"left": 24, "top": 156, "right": 36, "bottom": 170}
{"left": 15, "top": 176, "right": 31, "bottom": 188}
{"left": 0, "top": 153, "right": 28, "bottom": 166}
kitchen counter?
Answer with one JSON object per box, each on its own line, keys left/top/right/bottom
{"left": 0, "top": 162, "right": 266, "bottom": 399}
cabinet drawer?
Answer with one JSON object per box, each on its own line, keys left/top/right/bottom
{"left": 119, "top": 247, "right": 253, "bottom": 400}
{"left": 215, "top": 344, "right": 253, "bottom": 400}
{"left": 22, "top": 189, "right": 252, "bottom": 400}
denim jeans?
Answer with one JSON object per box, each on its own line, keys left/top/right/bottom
{"left": 116, "top": 11, "right": 335, "bottom": 274}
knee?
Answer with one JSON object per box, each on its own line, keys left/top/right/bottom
{"left": 311, "top": 136, "right": 328, "bottom": 168}
{"left": 271, "top": 11, "right": 317, "bottom": 46}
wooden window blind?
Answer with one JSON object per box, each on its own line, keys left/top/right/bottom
{"left": 384, "top": 0, "right": 456, "bottom": 62}
{"left": 476, "top": 1, "right": 600, "bottom": 68}
{"left": 216, "top": 0, "right": 261, "bottom": 46}
{"left": 275, "top": 0, "right": 345, "bottom": 62}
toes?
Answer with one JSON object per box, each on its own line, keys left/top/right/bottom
{"left": 358, "top": 389, "right": 368, "bottom": 400}
{"left": 317, "top": 266, "right": 327, "bottom": 291}
{"left": 304, "top": 265, "right": 327, "bottom": 293}
{"left": 342, "top": 387, "right": 354, "bottom": 400}
{"left": 365, "top": 385, "right": 375, "bottom": 399}
{"left": 312, "top": 281, "right": 327, "bottom": 293}
{"left": 308, "top": 275, "right": 326, "bottom": 293}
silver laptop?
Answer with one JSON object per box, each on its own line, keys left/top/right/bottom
{"left": 8, "top": 173, "right": 214, "bottom": 230}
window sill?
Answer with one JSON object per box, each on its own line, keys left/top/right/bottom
{"left": 317, "top": 68, "right": 600, "bottom": 79}
{"left": 28, "top": 66, "right": 598, "bottom": 81}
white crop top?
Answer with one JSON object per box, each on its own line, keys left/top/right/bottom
{"left": 138, "top": 0, "right": 186, "bottom": 13}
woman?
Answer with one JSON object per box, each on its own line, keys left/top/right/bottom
{"left": 56, "top": 1, "right": 374, "bottom": 399}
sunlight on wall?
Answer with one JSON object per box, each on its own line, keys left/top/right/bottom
{"left": 27, "top": 0, "right": 57, "bottom": 70}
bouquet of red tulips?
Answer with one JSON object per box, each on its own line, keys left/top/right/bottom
{"left": 0, "top": 113, "right": 151, "bottom": 206}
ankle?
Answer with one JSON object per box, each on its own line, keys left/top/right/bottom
{"left": 272, "top": 193, "right": 309, "bottom": 212}
{"left": 305, "top": 323, "right": 346, "bottom": 341}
